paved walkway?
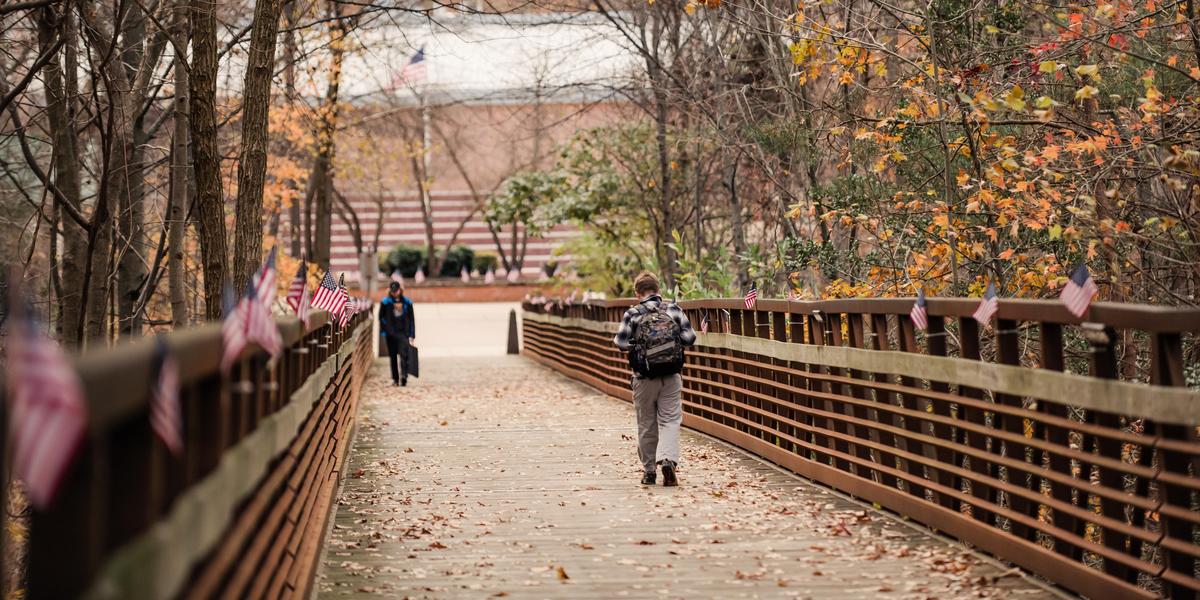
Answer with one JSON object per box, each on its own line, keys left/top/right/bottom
{"left": 318, "top": 356, "right": 1065, "bottom": 599}
{"left": 410, "top": 302, "right": 520, "bottom": 358}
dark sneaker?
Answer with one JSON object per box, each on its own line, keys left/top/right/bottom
{"left": 661, "top": 460, "right": 678, "bottom": 487}
{"left": 393, "top": 381, "right": 400, "bottom": 387}
{"left": 641, "top": 471, "right": 656, "bottom": 485}
{"left": 401, "top": 378, "right": 408, "bottom": 387}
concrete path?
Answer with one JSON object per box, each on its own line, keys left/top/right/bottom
{"left": 411, "top": 302, "right": 519, "bottom": 358}
{"left": 317, "top": 356, "right": 1065, "bottom": 599}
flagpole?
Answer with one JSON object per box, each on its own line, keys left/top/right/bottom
{"left": 421, "top": 90, "right": 431, "bottom": 215}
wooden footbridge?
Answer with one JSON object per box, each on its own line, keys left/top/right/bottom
{"left": 2, "top": 297, "right": 1199, "bottom": 599}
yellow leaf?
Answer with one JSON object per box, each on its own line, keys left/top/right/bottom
{"left": 1074, "top": 64, "right": 1100, "bottom": 79}
{"left": 1034, "top": 95, "right": 1055, "bottom": 109}
{"left": 984, "top": 25, "right": 999, "bottom": 33}
{"left": 1002, "top": 85, "right": 1026, "bottom": 111}
{"left": 1074, "top": 85, "right": 1099, "bottom": 102}
{"left": 1048, "top": 224, "right": 1062, "bottom": 240}
{"left": 1038, "top": 60, "right": 1058, "bottom": 74}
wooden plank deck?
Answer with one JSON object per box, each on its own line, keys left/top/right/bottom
{"left": 317, "top": 356, "right": 1067, "bottom": 599}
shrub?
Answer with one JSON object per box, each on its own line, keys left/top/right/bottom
{"left": 439, "top": 245, "right": 475, "bottom": 277}
{"left": 473, "top": 252, "right": 499, "bottom": 274}
{"left": 379, "top": 245, "right": 426, "bottom": 277}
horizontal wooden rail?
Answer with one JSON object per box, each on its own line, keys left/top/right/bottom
{"left": 1, "top": 310, "right": 373, "bottom": 600}
{"left": 522, "top": 297, "right": 1200, "bottom": 600}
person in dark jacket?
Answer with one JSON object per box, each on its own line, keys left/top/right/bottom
{"left": 379, "top": 282, "right": 415, "bottom": 386}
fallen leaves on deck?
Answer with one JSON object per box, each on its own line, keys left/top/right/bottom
{"left": 318, "top": 357, "right": 1056, "bottom": 599}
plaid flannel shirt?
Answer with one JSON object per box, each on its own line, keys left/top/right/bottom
{"left": 613, "top": 295, "right": 697, "bottom": 351}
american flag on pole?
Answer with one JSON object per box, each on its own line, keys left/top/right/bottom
{"left": 150, "top": 337, "right": 182, "bottom": 455}
{"left": 4, "top": 291, "right": 87, "bottom": 509}
{"left": 252, "top": 246, "right": 278, "bottom": 308}
{"left": 220, "top": 286, "right": 246, "bottom": 373}
{"left": 395, "top": 46, "right": 427, "bottom": 86}
{"left": 338, "top": 274, "right": 351, "bottom": 327}
{"left": 910, "top": 289, "right": 929, "bottom": 331}
{"left": 286, "top": 258, "right": 307, "bottom": 312}
{"left": 310, "top": 270, "right": 344, "bottom": 319}
{"left": 244, "top": 280, "right": 283, "bottom": 359}
{"left": 744, "top": 283, "right": 758, "bottom": 309}
{"left": 972, "top": 282, "right": 999, "bottom": 325}
{"left": 296, "top": 279, "right": 312, "bottom": 327}
{"left": 1060, "top": 262, "right": 1098, "bottom": 318}
{"left": 221, "top": 260, "right": 284, "bottom": 372}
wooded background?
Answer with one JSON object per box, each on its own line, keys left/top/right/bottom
{"left": 1, "top": 0, "right": 1197, "bottom": 350}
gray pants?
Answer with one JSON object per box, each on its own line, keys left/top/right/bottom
{"left": 632, "top": 374, "right": 682, "bottom": 473}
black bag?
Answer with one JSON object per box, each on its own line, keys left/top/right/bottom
{"left": 629, "top": 304, "right": 684, "bottom": 378}
{"left": 406, "top": 344, "right": 420, "bottom": 378}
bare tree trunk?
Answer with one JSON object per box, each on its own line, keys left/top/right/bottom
{"left": 650, "top": 75, "right": 675, "bottom": 287}
{"left": 283, "top": 0, "right": 301, "bottom": 257}
{"left": 38, "top": 4, "right": 86, "bottom": 347}
{"left": 725, "top": 160, "right": 747, "bottom": 290}
{"left": 78, "top": 0, "right": 146, "bottom": 340}
{"left": 232, "top": 0, "right": 283, "bottom": 291}
{"left": 311, "top": 8, "right": 346, "bottom": 268}
{"left": 168, "top": 0, "right": 190, "bottom": 328}
{"left": 409, "top": 153, "right": 437, "bottom": 274}
{"left": 190, "top": 0, "right": 227, "bottom": 319}
{"left": 115, "top": 1, "right": 151, "bottom": 338}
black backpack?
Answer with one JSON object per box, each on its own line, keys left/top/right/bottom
{"left": 629, "top": 303, "right": 684, "bottom": 377}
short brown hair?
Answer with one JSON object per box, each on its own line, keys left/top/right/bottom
{"left": 633, "top": 271, "right": 660, "bottom": 296}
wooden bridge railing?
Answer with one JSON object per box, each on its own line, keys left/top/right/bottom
{"left": 523, "top": 297, "right": 1200, "bottom": 600}
{"left": 3, "top": 309, "right": 373, "bottom": 600}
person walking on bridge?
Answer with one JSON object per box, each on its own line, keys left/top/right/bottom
{"left": 380, "top": 281, "right": 416, "bottom": 386}
{"left": 613, "top": 272, "right": 696, "bottom": 486}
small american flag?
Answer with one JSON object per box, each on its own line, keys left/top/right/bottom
{"left": 396, "top": 46, "right": 427, "bottom": 86}
{"left": 338, "top": 274, "right": 351, "bottom": 327}
{"left": 484, "top": 267, "right": 495, "bottom": 284}
{"left": 286, "top": 258, "right": 306, "bottom": 312}
{"left": 220, "top": 286, "right": 245, "bottom": 372}
{"left": 296, "top": 281, "right": 311, "bottom": 327}
{"left": 252, "top": 246, "right": 278, "bottom": 308}
{"left": 4, "top": 294, "right": 87, "bottom": 509}
{"left": 248, "top": 282, "right": 283, "bottom": 359}
{"left": 972, "top": 282, "right": 999, "bottom": 325}
{"left": 910, "top": 290, "right": 928, "bottom": 331}
{"left": 311, "top": 270, "right": 344, "bottom": 319}
{"left": 1060, "top": 262, "right": 1098, "bottom": 318}
{"left": 150, "top": 337, "right": 182, "bottom": 455}
{"left": 744, "top": 283, "right": 758, "bottom": 309}
{"left": 221, "top": 279, "right": 282, "bottom": 372}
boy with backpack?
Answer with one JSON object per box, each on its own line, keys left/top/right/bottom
{"left": 613, "top": 272, "right": 697, "bottom": 486}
